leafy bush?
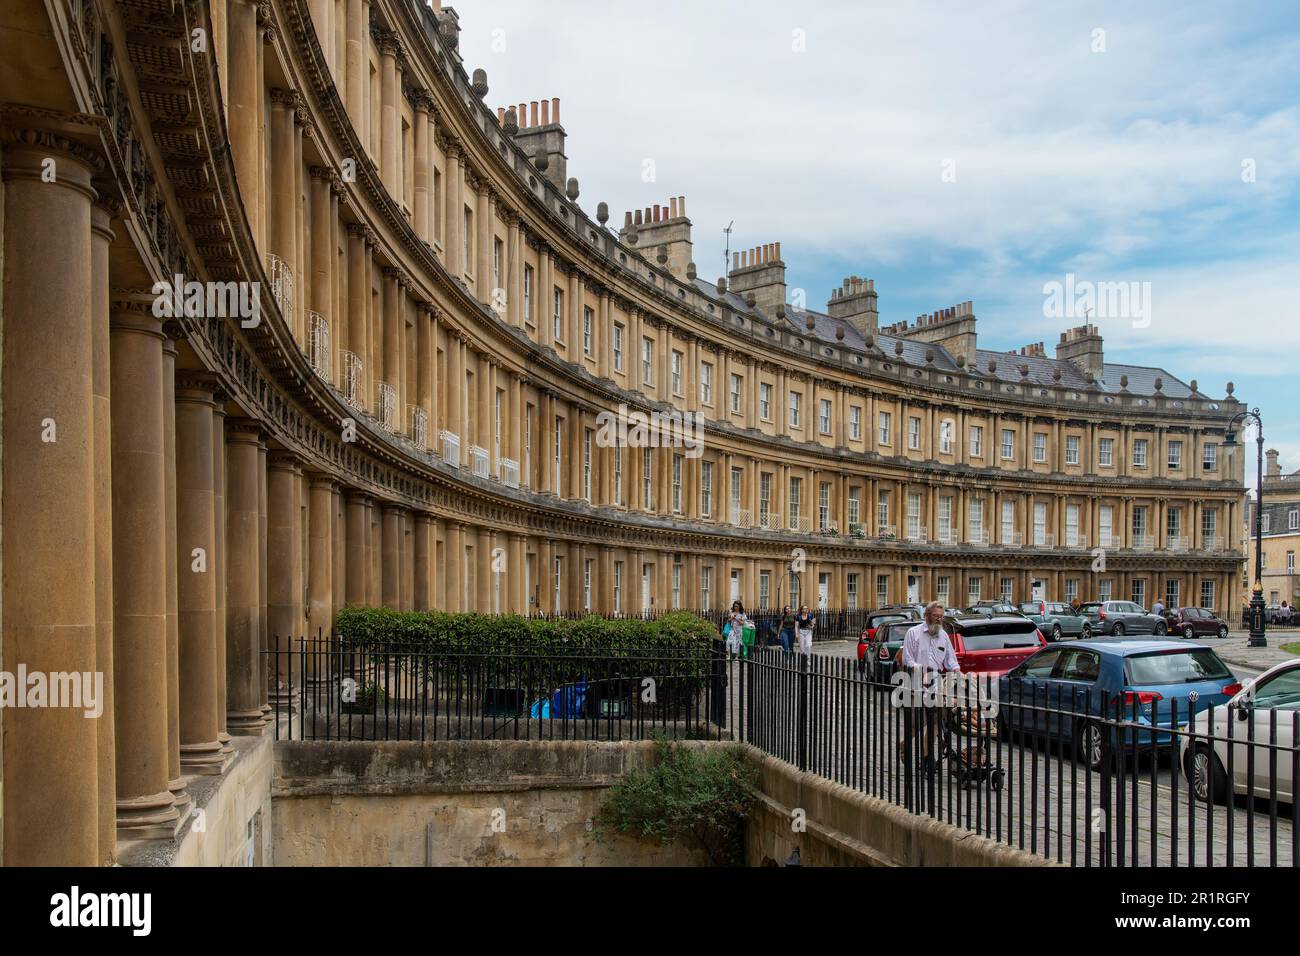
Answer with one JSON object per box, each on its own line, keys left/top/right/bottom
{"left": 595, "top": 734, "right": 757, "bottom": 866}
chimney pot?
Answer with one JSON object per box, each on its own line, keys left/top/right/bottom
{"left": 552, "top": 98, "right": 560, "bottom": 124}
{"left": 530, "top": 101, "right": 538, "bottom": 126}
{"left": 540, "top": 99, "right": 550, "bottom": 125}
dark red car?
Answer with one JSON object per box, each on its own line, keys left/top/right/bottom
{"left": 856, "top": 608, "right": 920, "bottom": 671}
{"left": 1160, "top": 606, "right": 1230, "bottom": 640}
{"left": 944, "top": 614, "right": 1048, "bottom": 676}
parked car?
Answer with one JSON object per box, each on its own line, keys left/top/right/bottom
{"left": 943, "top": 613, "right": 1047, "bottom": 676}
{"left": 964, "top": 601, "right": 1025, "bottom": 618}
{"left": 1266, "top": 604, "right": 1296, "bottom": 626}
{"left": 1018, "top": 601, "right": 1092, "bottom": 641}
{"left": 1161, "top": 606, "right": 1230, "bottom": 640}
{"left": 1077, "top": 601, "right": 1168, "bottom": 637}
{"left": 999, "top": 640, "right": 1238, "bottom": 771}
{"left": 863, "top": 619, "right": 919, "bottom": 684}
{"left": 856, "top": 607, "right": 921, "bottom": 673}
{"left": 1181, "top": 658, "right": 1298, "bottom": 804}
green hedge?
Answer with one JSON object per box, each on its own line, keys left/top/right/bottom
{"left": 331, "top": 608, "right": 722, "bottom": 699}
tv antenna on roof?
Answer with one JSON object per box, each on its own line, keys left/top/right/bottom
{"left": 723, "top": 221, "right": 734, "bottom": 283}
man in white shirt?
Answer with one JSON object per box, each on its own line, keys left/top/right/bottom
{"left": 901, "top": 601, "right": 957, "bottom": 812}
{"left": 902, "top": 603, "right": 959, "bottom": 674}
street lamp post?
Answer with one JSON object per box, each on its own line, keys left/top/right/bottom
{"left": 1223, "top": 407, "right": 1266, "bottom": 647}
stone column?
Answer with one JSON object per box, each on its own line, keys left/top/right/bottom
{"left": 267, "top": 454, "right": 304, "bottom": 707}
{"left": 414, "top": 513, "right": 434, "bottom": 611}
{"left": 270, "top": 89, "right": 299, "bottom": 334}
{"left": 257, "top": 439, "right": 270, "bottom": 719}
{"left": 378, "top": 33, "right": 400, "bottom": 194}
{"left": 402, "top": 510, "right": 415, "bottom": 611}
{"left": 307, "top": 474, "right": 336, "bottom": 640}
{"left": 210, "top": 395, "right": 232, "bottom": 753}
{"left": 109, "top": 297, "right": 182, "bottom": 838}
{"left": 175, "top": 376, "right": 226, "bottom": 774}
{"left": 91, "top": 199, "right": 119, "bottom": 865}
{"left": 510, "top": 533, "right": 527, "bottom": 613}
{"left": 309, "top": 166, "right": 333, "bottom": 379}
{"left": 382, "top": 504, "right": 402, "bottom": 609}
{"left": 161, "top": 332, "right": 191, "bottom": 818}
{"left": 477, "top": 527, "right": 494, "bottom": 612}
{"left": 447, "top": 523, "right": 466, "bottom": 611}
{"left": 345, "top": 491, "right": 370, "bottom": 604}
{"left": 344, "top": 0, "right": 364, "bottom": 121}
{"left": 1, "top": 134, "right": 100, "bottom": 864}
{"left": 446, "top": 141, "right": 463, "bottom": 276}
{"left": 225, "top": 421, "right": 268, "bottom": 736}
{"left": 346, "top": 224, "right": 369, "bottom": 406}
{"left": 413, "top": 93, "right": 430, "bottom": 241}
{"left": 229, "top": 0, "right": 263, "bottom": 247}
{"left": 416, "top": 303, "right": 433, "bottom": 447}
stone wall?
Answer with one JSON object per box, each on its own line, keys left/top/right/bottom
{"left": 743, "top": 746, "right": 1058, "bottom": 867}
{"left": 272, "top": 739, "right": 711, "bottom": 866}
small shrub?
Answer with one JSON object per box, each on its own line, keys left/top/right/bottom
{"left": 595, "top": 734, "right": 757, "bottom": 866}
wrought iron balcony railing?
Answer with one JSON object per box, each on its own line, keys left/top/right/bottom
{"left": 308, "top": 311, "right": 330, "bottom": 382}
{"left": 340, "top": 350, "right": 363, "bottom": 410}
{"left": 439, "top": 430, "right": 461, "bottom": 468}
{"left": 266, "top": 252, "right": 293, "bottom": 317}
{"left": 375, "top": 382, "right": 397, "bottom": 433}
{"left": 408, "top": 406, "right": 428, "bottom": 448}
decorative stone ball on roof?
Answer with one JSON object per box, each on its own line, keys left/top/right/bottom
{"left": 715, "top": 277, "right": 725, "bottom": 295}
{"left": 835, "top": 324, "right": 845, "bottom": 341}
{"left": 566, "top": 178, "right": 580, "bottom": 201}
{"left": 988, "top": 359, "right": 997, "bottom": 373}
{"left": 503, "top": 108, "right": 519, "bottom": 135}
{"left": 660, "top": 246, "right": 671, "bottom": 266}
{"left": 745, "top": 291, "right": 756, "bottom": 306}
{"left": 625, "top": 227, "right": 638, "bottom": 245}
{"left": 864, "top": 334, "right": 875, "bottom": 349}
{"left": 1120, "top": 375, "right": 1129, "bottom": 390}
{"left": 775, "top": 304, "right": 785, "bottom": 319}
{"left": 1227, "top": 382, "right": 1235, "bottom": 396}
{"left": 955, "top": 354, "right": 966, "bottom": 368}
{"left": 596, "top": 201, "right": 608, "bottom": 225}
{"left": 894, "top": 340, "right": 904, "bottom": 356}
{"left": 925, "top": 348, "right": 935, "bottom": 364}
{"left": 805, "top": 315, "right": 816, "bottom": 331}
{"left": 471, "top": 68, "right": 488, "bottom": 98}
{"left": 1189, "top": 379, "right": 1199, "bottom": 394}
{"left": 1154, "top": 377, "right": 1163, "bottom": 392}
{"left": 533, "top": 147, "right": 548, "bottom": 171}
{"left": 686, "top": 261, "right": 697, "bottom": 280}
{"left": 1019, "top": 364, "right": 1029, "bottom": 378}
{"left": 1052, "top": 368, "right": 1062, "bottom": 382}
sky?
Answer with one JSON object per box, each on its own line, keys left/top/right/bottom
{"left": 452, "top": 0, "right": 1300, "bottom": 472}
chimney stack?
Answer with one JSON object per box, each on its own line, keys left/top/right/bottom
{"left": 727, "top": 241, "right": 787, "bottom": 313}
{"left": 617, "top": 195, "right": 693, "bottom": 280}
{"left": 509, "top": 95, "right": 568, "bottom": 189}
{"left": 1055, "top": 323, "right": 1104, "bottom": 379}
{"left": 826, "top": 276, "right": 880, "bottom": 339}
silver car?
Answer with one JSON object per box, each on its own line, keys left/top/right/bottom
{"left": 1181, "top": 658, "right": 1299, "bottom": 804}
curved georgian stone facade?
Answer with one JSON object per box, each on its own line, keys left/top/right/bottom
{"left": 0, "top": 0, "right": 1244, "bottom": 864}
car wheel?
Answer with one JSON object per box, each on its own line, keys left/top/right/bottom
{"left": 1183, "top": 625, "right": 1195, "bottom": 640}
{"left": 1217, "top": 625, "right": 1228, "bottom": 639}
{"left": 1154, "top": 621, "right": 1168, "bottom": 636}
{"left": 1111, "top": 622, "right": 1125, "bottom": 636}
{"left": 1185, "top": 746, "right": 1227, "bottom": 805}
{"left": 1077, "top": 720, "right": 1106, "bottom": 772}
{"left": 1081, "top": 623, "right": 1092, "bottom": 640}
{"left": 1052, "top": 624, "right": 1062, "bottom": 642}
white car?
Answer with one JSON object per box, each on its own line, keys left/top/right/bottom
{"left": 1181, "top": 658, "right": 1299, "bottom": 804}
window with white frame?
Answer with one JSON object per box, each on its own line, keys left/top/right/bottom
{"left": 788, "top": 390, "right": 801, "bottom": 428}
{"left": 552, "top": 287, "right": 564, "bottom": 341}
{"left": 1290, "top": 509, "right": 1299, "bottom": 531}
{"left": 699, "top": 361, "right": 712, "bottom": 404}
{"left": 730, "top": 374, "right": 742, "bottom": 413}
{"left": 1167, "top": 507, "right": 1182, "bottom": 540}
{"left": 759, "top": 473, "right": 771, "bottom": 526}
{"left": 1133, "top": 438, "right": 1149, "bottom": 468}
{"left": 938, "top": 496, "right": 953, "bottom": 540}
{"left": 970, "top": 425, "right": 983, "bottom": 458}
{"left": 701, "top": 461, "right": 713, "bottom": 517}
{"left": 583, "top": 307, "right": 594, "bottom": 356}
{"left": 1263, "top": 513, "right": 1271, "bottom": 533}
{"left": 1167, "top": 440, "right": 1182, "bottom": 470}
{"left": 612, "top": 323, "right": 624, "bottom": 371}
{"left": 877, "top": 491, "right": 890, "bottom": 529}
{"left": 1165, "top": 578, "right": 1179, "bottom": 610}
{"left": 1202, "top": 443, "right": 1217, "bottom": 472}
{"left": 492, "top": 238, "right": 502, "bottom": 295}
{"left": 876, "top": 574, "right": 889, "bottom": 608}
{"left": 908, "top": 416, "right": 921, "bottom": 450}
{"left": 641, "top": 337, "right": 653, "bottom": 384}
{"left": 758, "top": 570, "right": 770, "bottom": 609}
{"left": 613, "top": 445, "right": 623, "bottom": 506}
{"left": 1099, "top": 579, "right": 1112, "bottom": 602}
{"left": 613, "top": 561, "right": 623, "bottom": 614}
{"left": 1099, "top": 505, "right": 1114, "bottom": 547}
{"left": 939, "top": 420, "right": 953, "bottom": 454}
{"left": 789, "top": 571, "right": 800, "bottom": 608}
{"left": 672, "top": 454, "right": 683, "bottom": 513}
{"left": 759, "top": 382, "right": 772, "bottom": 420}
{"left": 1066, "top": 504, "right": 1080, "bottom": 547}
{"left": 849, "top": 405, "right": 861, "bottom": 441}
{"left": 818, "top": 482, "right": 831, "bottom": 531}
{"left": 523, "top": 265, "right": 534, "bottom": 325}
{"left": 1066, "top": 435, "right": 1080, "bottom": 465}
{"left": 730, "top": 467, "right": 742, "bottom": 520}
{"left": 846, "top": 574, "right": 859, "bottom": 610}
{"left": 1064, "top": 578, "right": 1078, "bottom": 604}
{"left": 554, "top": 417, "right": 562, "bottom": 493}
{"left": 937, "top": 576, "right": 951, "bottom": 606}
{"left": 907, "top": 492, "right": 922, "bottom": 539}
{"left": 583, "top": 559, "right": 592, "bottom": 612}
{"left": 1033, "top": 502, "right": 1047, "bottom": 545}
{"left": 701, "top": 566, "right": 712, "bottom": 610}
{"left": 879, "top": 412, "right": 892, "bottom": 445}
{"left": 1001, "top": 428, "right": 1015, "bottom": 460}
{"left": 968, "top": 576, "right": 982, "bottom": 604}
{"left": 642, "top": 447, "right": 653, "bottom": 507}
{"left": 1201, "top": 507, "right": 1217, "bottom": 540}
{"left": 1001, "top": 577, "right": 1015, "bottom": 603}
{"left": 671, "top": 350, "right": 682, "bottom": 394}
{"left": 672, "top": 562, "right": 681, "bottom": 609}
{"left": 819, "top": 399, "right": 832, "bottom": 435}
{"left": 969, "top": 498, "right": 984, "bottom": 540}
{"left": 582, "top": 429, "right": 592, "bottom": 501}
{"left": 848, "top": 491, "right": 860, "bottom": 528}
{"left": 1132, "top": 578, "right": 1147, "bottom": 607}
{"left": 1099, "top": 437, "right": 1114, "bottom": 467}
{"left": 1033, "top": 433, "right": 1047, "bottom": 463}
{"left": 1001, "top": 499, "right": 1015, "bottom": 543}
{"left": 553, "top": 556, "right": 562, "bottom": 612}
{"left": 1200, "top": 579, "right": 1215, "bottom": 610}
{"left": 788, "top": 476, "right": 802, "bottom": 527}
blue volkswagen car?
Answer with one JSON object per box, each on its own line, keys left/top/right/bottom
{"left": 996, "top": 639, "right": 1239, "bottom": 771}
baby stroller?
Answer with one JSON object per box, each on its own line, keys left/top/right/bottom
{"left": 941, "top": 706, "right": 1004, "bottom": 791}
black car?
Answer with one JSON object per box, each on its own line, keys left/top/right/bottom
{"left": 856, "top": 607, "right": 921, "bottom": 673}
{"left": 1077, "top": 601, "right": 1168, "bottom": 637}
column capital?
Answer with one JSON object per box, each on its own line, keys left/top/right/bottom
{"left": 267, "top": 451, "right": 304, "bottom": 473}
{"left": 109, "top": 292, "right": 167, "bottom": 337}
{"left": 175, "top": 371, "right": 222, "bottom": 405}
{"left": 226, "top": 417, "right": 267, "bottom": 444}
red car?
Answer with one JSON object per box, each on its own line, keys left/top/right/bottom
{"left": 856, "top": 609, "right": 919, "bottom": 671}
{"left": 943, "top": 614, "right": 1047, "bottom": 676}
{"left": 1160, "top": 606, "right": 1230, "bottom": 640}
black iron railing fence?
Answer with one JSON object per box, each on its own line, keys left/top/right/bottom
{"left": 265, "top": 635, "right": 1298, "bottom": 867}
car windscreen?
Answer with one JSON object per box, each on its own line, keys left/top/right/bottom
{"left": 880, "top": 622, "right": 914, "bottom": 642}
{"left": 1124, "top": 649, "right": 1232, "bottom": 686}
{"left": 869, "top": 614, "right": 908, "bottom": 629}
{"left": 1078, "top": 604, "right": 1102, "bottom": 613}
{"left": 955, "top": 620, "right": 1040, "bottom": 650}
